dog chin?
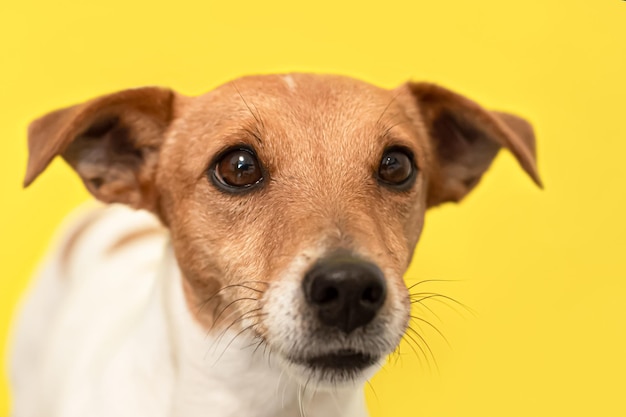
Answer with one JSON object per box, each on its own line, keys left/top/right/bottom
{"left": 276, "top": 349, "right": 384, "bottom": 389}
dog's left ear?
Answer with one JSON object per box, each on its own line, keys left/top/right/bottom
{"left": 402, "top": 83, "right": 542, "bottom": 207}
{"left": 24, "top": 87, "right": 176, "bottom": 212}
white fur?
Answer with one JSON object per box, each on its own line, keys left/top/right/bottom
{"left": 282, "top": 75, "right": 297, "bottom": 92}
{"left": 9, "top": 204, "right": 368, "bottom": 417}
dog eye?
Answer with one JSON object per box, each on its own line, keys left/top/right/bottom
{"left": 377, "top": 148, "right": 416, "bottom": 188}
{"left": 212, "top": 148, "right": 263, "bottom": 190}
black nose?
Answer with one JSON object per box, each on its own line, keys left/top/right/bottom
{"left": 303, "top": 256, "right": 387, "bottom": 334}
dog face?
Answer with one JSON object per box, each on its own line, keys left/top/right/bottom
{"left": 24, "top": 73, "right": 540, "bottom": 387}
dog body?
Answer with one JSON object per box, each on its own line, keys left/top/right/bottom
{"left": 11, "top": 204, "right": 365, "bottom": 417}
{"left": 10, "top": 74, "right": 540, "bottom": 416}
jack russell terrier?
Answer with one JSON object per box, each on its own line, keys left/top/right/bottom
{"left": 10, "top": 73, "right": 541, "bottom": 417}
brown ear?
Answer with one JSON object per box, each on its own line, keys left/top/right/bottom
{"left": 404, "top": 83, "right": 542, "bottom": 207}
{"left": 24, "top": 87, "right": 176, "bottom": 212}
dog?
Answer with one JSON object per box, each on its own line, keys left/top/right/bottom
{"left": 10, "top": 73, "right": 541, "bottom": 417}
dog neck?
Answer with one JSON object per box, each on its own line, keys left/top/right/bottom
{"left": 160, "top": 243, "right": 369, "bottom": 417}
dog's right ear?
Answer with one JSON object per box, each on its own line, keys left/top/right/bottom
{"left": 24, "top": 88, "right": 176, "bottom": 212}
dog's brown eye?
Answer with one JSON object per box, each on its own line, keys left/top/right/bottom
{"left": 378, "top": 148, "right": 416, "bottom": 188}
{"left": 212, "top": 148, "right": 263, "bottom": 190}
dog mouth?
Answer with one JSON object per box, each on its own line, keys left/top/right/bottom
{"left": 293, "top": 349, "right": 379, "bottom": 372}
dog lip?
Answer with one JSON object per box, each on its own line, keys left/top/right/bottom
{"left": 295, "top": 349, "right": 378, "bottom": 371}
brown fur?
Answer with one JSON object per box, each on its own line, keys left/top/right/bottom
{"left": 25, "top": 88, "right": 175, "bottom": 214}
{"left": 24, "top": 73, "right": 540, "bottom": 334}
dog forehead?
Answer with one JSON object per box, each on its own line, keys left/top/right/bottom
{"left": 174, "top": 74, "right": 417, "bottom": 159}
{"left": 188, "top": 74, "right": 398, "bottom": 130}
{"left": 213, "top": 73, "right": 390, "bottom": 103}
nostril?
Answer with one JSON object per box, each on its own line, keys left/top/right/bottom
{"left": 314, "top": 286, "right": 339, "bottom": 305}
{"left": 361, "top": 284, "right": 383, "bottom": 305}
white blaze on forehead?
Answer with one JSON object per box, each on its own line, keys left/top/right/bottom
{"left": 282, "top": 75, "right": 297, "bottom": 92}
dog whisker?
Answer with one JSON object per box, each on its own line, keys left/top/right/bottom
{"left": 406, "top": 326, "right": 439, "bottom": 372}
{"left": 260, "top": 337, "right": 273, "bottom": 368}
{"left": 406, "top": 278, "right": 463, "bottom": 291}
{"left": 380, "top": 119, "right": 409, "bottom": 140}
{"left": 401, "top": 331, "right": 431, "bottom": 372}
{"left": 299, "top": 374, "right": 313, "bottom": 417}
{"left": 241, "top": 334, "right": 265, "bottom": 351}
{"left": 196, "top": 281, "right": 268, "bottom": 313}
{"left": 206, "top": 307, "right": 253, "bottom": 341}
{"left": 412, "top": 298, "right": 443, "bottom": 321}
{"left": 365, "top": 379, "right": 379, "bottom": 405}
{"left": 211, "top": 297, "right": 260, "bottom": 328}
{"left": 232, "top": 82, "right": 266, "bottom": 139}
{"left": 410, "top": 292, "right": 476, "bottom": 317}
{"left": 251, "top": 337, "right": 267, "bottom": 355}
{"left": 297, "top": 384, "right": 305, "bottom": 417}
{"left": 275, "top": 368, "right": 286, "bottom": 405}
{"left": 213, "top": 323, "right": 261, "bottom": 366}
{"left": 388, "top": 343, "right": 400, "bottom": 366}
{"left": 375, "top": 90, "right": 402, "bottom": 127}
{"left": 214, "top": 321, "right": 265, "bottom": 363}
{"left": 208, "top": 307, "right": 263, "bottom": 354}
{"left": 407, "top": 327, "right": 439, "bottom": 372}
{"left": 267, "top": 343, "right": 274, "bottom": 368}
{"left": 410, "top": 315, "right": 451, "bottom": 348}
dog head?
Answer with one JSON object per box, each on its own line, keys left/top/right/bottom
{"left": 24, "top": 74, "right": 540, "bottom": 387}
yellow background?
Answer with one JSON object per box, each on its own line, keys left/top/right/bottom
{"left": 1, "top": 0, "right": 625, "bottom": 416}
